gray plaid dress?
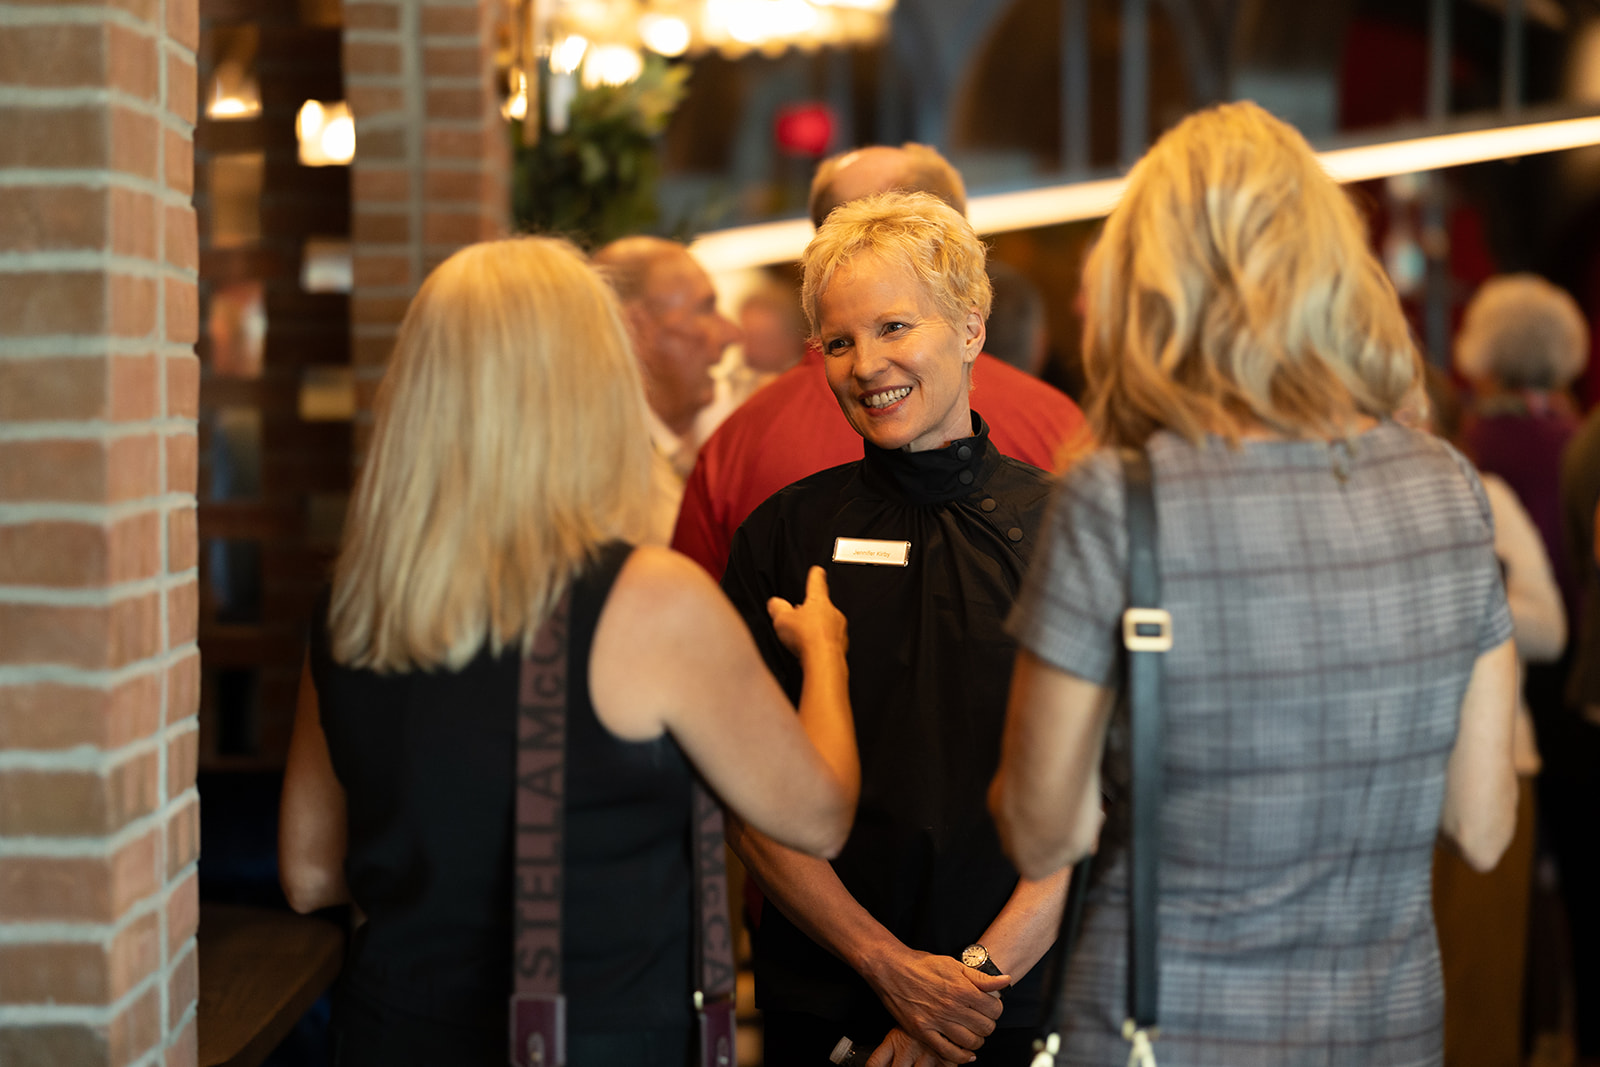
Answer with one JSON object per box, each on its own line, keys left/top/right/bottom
{"left": 1009, "top": 422, "right": 1513, "bottom": 1067}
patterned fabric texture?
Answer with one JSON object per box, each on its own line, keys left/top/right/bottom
{"left": 1009, "top": 422, "right": 1513, "bottom": 1067}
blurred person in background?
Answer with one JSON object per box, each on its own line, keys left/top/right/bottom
{"left": 989, "top": 101, "right": 1517, "bottom": 1067}
{"left": 723, "top": 192, "right": 1069, "bottom": 1067}
{"left": 693, "top": 273, "right": 810, "bottom": 442}
{"left": 1555, "top": 346, "right": 1600, "bottom": 1067}
{"left": 983, "top": 261, "right": 1050, "bottom": 379}
{"left": 592, "top": 236, "right": 743, "bottom": 545}
{"left": 1424, "top": 367, "right": 1564, "bottom": 1067}
{"left": 1456, "top": 273, "right": 1596, "bottom": 1067}
{"left": 1455, "top": 273, "right": 1587, "bottom": 622}
{"left": 278, "top": 237, "right": 860, "bottom": 1067}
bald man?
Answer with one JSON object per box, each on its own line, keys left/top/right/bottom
{"left": 807, "top": 143, "right": 968, "bottom": 227}
{"left": 593, "top": 237, "right": 741, "bottom": 545}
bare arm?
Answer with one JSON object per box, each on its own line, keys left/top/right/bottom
{"left": 278, "top": 655, "right": 351, "bottom": 913}
{"left": 1485, "top": 476, "right": 1567, "bottom": 662}
{"left": 988, "top": 649, "right": 1115, "bottom": 880}
{"left": 727, "top": 816, "right": 1005, "bottom": 1065}
{"left": 1439, "top": 638, "right": 1519, "bottom": 871}
{"left": 971, "top": 868, "right": 1070, "bottom": 983}
{"left": 592, "top": 548, "right": 858, "bottom": 859}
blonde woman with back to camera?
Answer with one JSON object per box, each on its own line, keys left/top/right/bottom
{"left": 277, "top": 237, "right": 860, "bottom": 1066}
{"left": 988, "top": 101, "right": 1518, "bottom": 1067}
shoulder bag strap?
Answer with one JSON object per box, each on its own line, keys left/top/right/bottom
{"left": 1121, "top": 447, "right": 1165, "bottom": 1064}
{"left": 1032, "top": 448, "right": 1167, "bottom": 1067}
{"left": 511, "top": 590, "right": 572, "bottom": 1067}
{"left": 509, "top": 580, "right": 738, "bottom": 1067}
{"left": 691, "top": 785, "right": 737, "bottom": 1066}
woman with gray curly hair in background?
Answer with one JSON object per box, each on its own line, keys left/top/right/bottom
{"left": 1456, "top": 272, "right": 1588, "bottom": 618}
{"left": 1454, "top": 278, "right": 1599, "bottom": 1067}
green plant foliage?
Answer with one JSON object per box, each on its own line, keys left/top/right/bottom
{"left": 512, "top": 55, "right": 691, "bottom": 249}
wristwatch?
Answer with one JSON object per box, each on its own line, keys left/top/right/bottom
{"left": 960, "top": 943, "right": 1003, "bottom": 978}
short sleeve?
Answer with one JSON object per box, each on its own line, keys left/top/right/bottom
{"left": 1006, "top": 448, "right": 1127, "bottom": 687}
{"left": 1444, "top": 444, "right": 1516, "bottom": 655}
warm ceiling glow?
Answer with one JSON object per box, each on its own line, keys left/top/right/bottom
{"left": 297, "top": 100, "right": 356, "bottom": 166}
{"left": 813, "top": 0, "right": 893, "bottom": 10}
{"left": 689, "top": 111, "right": 1600, "bottom": 271}
{"left": 320, "top": 112, "right": 356, "bottom": 163}
{"left": 502, "top": 68, "right": 530, "bottom": 120}
{"left": 719, "top": 0, "right": 819, "bottom": 45}
{"left": 206, "top": 69, "right": 261, "bottom": 120}
{"left": 640, "top": 13, "right": 692, "bottom": 56}
{"left": 581, "top": 43, "right": 644, "bottom": 87}
{"left": 550, "top": 34, "right": 590, "bottom": 75}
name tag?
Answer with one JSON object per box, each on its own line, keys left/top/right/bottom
{"left": 832, "top": 537, "right": 911, "bottom": 567}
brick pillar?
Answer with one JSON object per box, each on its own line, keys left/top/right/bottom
{"left": 0, "top": 2, "right": 202, "bottom": 1066}
{"left": 344, "top": 0, "right": 510, "bottom": 443}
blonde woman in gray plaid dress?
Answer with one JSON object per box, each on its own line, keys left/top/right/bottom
{"left": 988, "top": 102, "right": 1520, "bottom": 1067}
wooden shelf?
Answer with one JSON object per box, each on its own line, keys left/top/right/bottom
{"left": 197, "top": 903, "right": 345, "bottom": 1067}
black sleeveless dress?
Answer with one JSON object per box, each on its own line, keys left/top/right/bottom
{"left": 309, "top": 542, "right": 697, "bottom": 1066}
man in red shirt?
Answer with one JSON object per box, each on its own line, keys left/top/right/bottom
{"left": 671, "top": 144, "right": 1088, "bottom": 578}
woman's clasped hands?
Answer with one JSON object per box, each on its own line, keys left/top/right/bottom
{"left": 860, "top": 946, "right": 1009, "bottom": 1067}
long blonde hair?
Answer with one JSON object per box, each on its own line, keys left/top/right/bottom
{"left": 330, "top": 237, "right": 652, "bottom": 671}
{"left": 1083, "top": 101, "right": 1420, "bottom": 447}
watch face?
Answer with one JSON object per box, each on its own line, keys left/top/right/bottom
{"left": 961, "top": 945, "right": 989, "bottom": 969}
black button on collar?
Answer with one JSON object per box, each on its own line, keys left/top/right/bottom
{"left": 957, "top": 445, "right": 972, "bottom": 461}
{"left": 958, "top": 469, "right": 974, "bottom": 486}
{"left": 1007, "top": 527, "right": 1024, "bottom": 542}
{"left": 980, "top": 497, "right": 997, "bottom": 512}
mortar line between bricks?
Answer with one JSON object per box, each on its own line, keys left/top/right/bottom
{"left": 0, "top": 416, "right": 196, "bottom": 443}
{"left": 0, "top": 788, "right": 194, "bottom": 860}
{"left": 0, "top": 337, "right": 192, "bottom": 359}
{"left": 0, "top": 249, "right": 187, "bottom": 276}
{"left": 0, "top": 731, "right": 162, "bottom": 771}
{"left": 0, "top": 168, "right": 189, "bottom": 200}
{"left": 0, "top": 85, "right": 193, "bottom": 131}
{"left": 0, "top": 568, "right": 197, "bottom": 606}
{"left": 0, "top": 496, "right": 197, "bottom": 525}
{"left": 0, "top": 966, "right": 165, "bottom": 1025}
{"left": 0, "top": 5, "right": 165, "bottom": 32}
{"left": 0, "top": 654, "right": 178, "bottom": 690}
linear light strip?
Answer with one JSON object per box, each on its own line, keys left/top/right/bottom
{"left": 1317, "top": 113, "right": 1600, "bottom": 182}
{"left": 689, "top": 112, "right": 1600, "bottom": 271}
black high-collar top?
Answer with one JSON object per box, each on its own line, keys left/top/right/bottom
{"left": 722, "top": 410, "right": 1056, "bottom": 1027}
{"left": 857, "top": 411, "right": 1008, "bottom": 505}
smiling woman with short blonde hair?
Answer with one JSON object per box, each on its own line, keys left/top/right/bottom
{"left": 722, "top": 190, "right": 1069, "bottom": 1067}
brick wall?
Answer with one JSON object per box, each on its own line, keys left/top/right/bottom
{"left": 345, "top": 0, "right": 509, "bottom": 442}
{"left": 0, "top": 2, "right": 202, "bottom": 1065}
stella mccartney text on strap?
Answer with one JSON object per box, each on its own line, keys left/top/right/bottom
{"left": 510, "top": 588, "right": 736, "bottom": 1067}
{"left": 1032, "top": 447, "right": 1166, "bottom": 1067}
